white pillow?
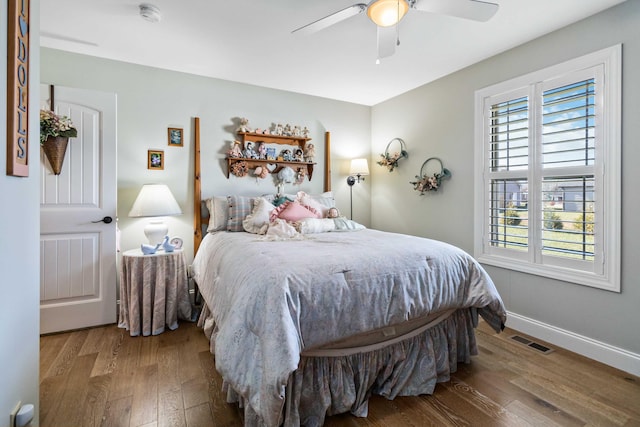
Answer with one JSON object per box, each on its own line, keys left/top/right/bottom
{"left": 295, "top": 218, "right": 336, "bottom": 234}
{"left": 205, "top": 197, "right": 229, "bottom": 232}
{"left": 243, "top": 197, "right": 275, "bottom": 234}
{"left": 333, "top": 218, "right": 366, "bottom": 231}
{"left": 295, "top": 217, "right": 365, "bottom": 234}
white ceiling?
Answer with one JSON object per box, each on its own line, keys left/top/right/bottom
{"left": 40, "top": 0, "right": 626, "bottom": 106}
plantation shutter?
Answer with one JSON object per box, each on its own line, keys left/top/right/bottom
{"left": 487, "top": 94, "right": 529, "bottom": 253}
{"left": 475, "top": 45, "right": 620, "bottom": 291}
{"left": 540, "top": 78, "right": 596, "bottom": 262}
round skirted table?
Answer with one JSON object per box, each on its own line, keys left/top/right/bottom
{"left": 118, "top": 248, "right": 192, "bottom": 336}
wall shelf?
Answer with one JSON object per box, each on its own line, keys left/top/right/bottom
{"left": 227, "top": 131, "right": 315, "bottom": 180}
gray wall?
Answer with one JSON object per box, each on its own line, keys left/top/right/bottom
{"left": 0, "top": 0, "right": 41, "bottom": 423}
{"left": 40, "top": 50, "right": 372, "bottom": 263}
{"left": 371, "top": 1, "right": 640, "bottom": 357}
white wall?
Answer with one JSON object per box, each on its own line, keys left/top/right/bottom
{"left": 40, "top": 50, "right": 372, "bottom": 263}
{"left": 371, "top": 1, "right": 640, "bottom": 374}
{"left": 0, "top": 0, "right": 41, "bottom": 425}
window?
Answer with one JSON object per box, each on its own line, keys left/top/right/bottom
{"left": 474, "top": 45, "right": 621, "bottom": 292}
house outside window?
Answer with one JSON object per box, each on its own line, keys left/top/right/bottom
{"left": 473, "top": 45, "right": 621, "bottom": 292}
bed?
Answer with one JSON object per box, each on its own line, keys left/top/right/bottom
{"left": 190, "top": 119, "right": 507, "bottom": 426}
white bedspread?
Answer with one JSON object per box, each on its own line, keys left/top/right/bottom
{"left": 192, "top": 229, "right": 506, "bottom": 427}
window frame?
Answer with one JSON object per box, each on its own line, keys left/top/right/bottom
{"left": 473, "top": 45, "right": 621, "bottom": 292}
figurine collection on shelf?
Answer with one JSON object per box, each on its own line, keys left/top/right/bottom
{"left": 227, "top": 117, "right": 315, "bottom": 181}
{"left": 236, "top": 117, "right": 310, "bottom": 138}
{"left": 227, "top": 140, "right": 312, "bottom": 163}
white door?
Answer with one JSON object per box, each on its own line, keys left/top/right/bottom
{"left": 40, "top": 85, "right": 117, "bottom": 334}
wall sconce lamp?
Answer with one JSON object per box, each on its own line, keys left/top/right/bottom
{"left": 347, "top": 158, "right": 369, "bottom": 219}
{"left": 128, "top": 184, "right": 182, "bottom": 245}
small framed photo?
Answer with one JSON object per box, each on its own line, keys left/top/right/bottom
{"left": 266, "top": 147, "right": 276, "bottom": 160}
{"left": 148, "top": 150, "right": 164, "bottom": 170}
{"left": 168, "top": 127, "right": 183, "bottom": 147}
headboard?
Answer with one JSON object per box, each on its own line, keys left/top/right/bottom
{"left": 192, "top": 117, "right": 332, "bottom": 254}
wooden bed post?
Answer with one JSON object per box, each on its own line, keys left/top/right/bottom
{"left": 324, "top": 131, "right": 331, "bottom": 192}
{"left": 194, "top": 117, "right": 202, "bottom": 254}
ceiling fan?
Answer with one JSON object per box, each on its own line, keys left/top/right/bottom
{"left": 292, "top": 0, "right": 499, "bottom": 62}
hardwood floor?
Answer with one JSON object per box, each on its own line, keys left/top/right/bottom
{"left": 40, "top": 320, "right": 640, "bottom": 426}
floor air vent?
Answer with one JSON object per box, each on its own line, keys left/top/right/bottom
{"left": 510, "top": 335, "right": 554, "bottom": 354}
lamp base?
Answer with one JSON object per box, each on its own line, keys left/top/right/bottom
{"left": 144, "top": 220, "right": 168, "bottom": 245}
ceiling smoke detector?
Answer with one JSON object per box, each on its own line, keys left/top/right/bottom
{"left": 139, "top": 3, "right": 161, "bottom": 23}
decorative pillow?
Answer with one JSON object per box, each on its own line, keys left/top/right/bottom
{"left": 266, "top": 218, "right": 299, "bottom": 239}
{"left": 297, "top": 191, "right": 335, "bottom": 217}
{"left": 205, "top": 197, "right": 229, "bottom": 232}
{"left": 333, "top": 218, "right": 366, "bottom": 231}
{"left": 296, "top": 191, "right": 324, "bottom": 218}
{"left": 227, "top": 195, "right": 254, "bottom": 232}
{"left": 270, "top": 201, "right": 318, "bottom": 223}
{"left": 295, "top": 218, "right": 336, "bottom": 234}
{"left": 294, "top": 217, "right": 365, "bottom": 234}
{"left": 243, "top": 197, "right": 275, "bottom": 234}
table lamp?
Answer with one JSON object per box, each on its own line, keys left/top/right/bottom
{"left": 128, "top": 184, "right": 182, "bottom": 245}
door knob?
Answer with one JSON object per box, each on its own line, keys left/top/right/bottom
{"left": 92, "top": 216, "right": 113, "bottom": 224}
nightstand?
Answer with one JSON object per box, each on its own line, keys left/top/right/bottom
{"left": 118, "top": 248, "right": 192, "bottom": 336}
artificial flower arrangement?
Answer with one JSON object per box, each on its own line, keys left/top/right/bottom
{"left": 40, "top": 109, "right": 78, "bottom": 144}
{"left": 410, "top": 157, "right": 451, "bottom": 195}
{"left": 376, "top": 138, "right": 408, "bottom": 172}
{"left": 377, "top": 150, "right": 408, "bottom": 172}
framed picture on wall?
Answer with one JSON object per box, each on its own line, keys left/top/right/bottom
{"left": 148, "top": 150, "right": 164, "bottom": 170}
{"left": 167, "top": 127, "right": 183, "bottom": 147}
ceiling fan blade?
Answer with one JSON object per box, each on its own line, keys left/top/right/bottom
{"left": 377, "top": 26, "right": 397, "bottom": 62}
{"left": 292, "top": 3, "right": 368, "bottom": 35}
{"left": 413, "top": 0, "right": 499, "bottom": 22}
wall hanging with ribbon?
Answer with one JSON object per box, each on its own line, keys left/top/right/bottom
{"left": 410, "top": 157, "right": 451, "bottom": 195}
{"left": 376, "top": 138, "right": 408, "bottom": 172}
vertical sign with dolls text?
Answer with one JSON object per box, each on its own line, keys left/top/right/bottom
{"left": 6, "top": 0, "right": 30, "bottom": 177}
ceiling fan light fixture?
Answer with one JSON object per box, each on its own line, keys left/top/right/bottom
{"left": 367, "top": 0, "right": 409, "bottom": 27}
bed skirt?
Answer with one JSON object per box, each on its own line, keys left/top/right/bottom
{"left": 198, "top": 306, "right": 478, "bottom": 427}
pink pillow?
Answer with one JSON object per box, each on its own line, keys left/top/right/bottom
{"left": 270, "top": 201, "right": 318, "bottom": 222}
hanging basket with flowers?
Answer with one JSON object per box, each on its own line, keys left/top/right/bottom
{"left": 377, "top": 138, "right": 408, "bottom": 172}
{"left": 40, "top": 109, "right": 78, "bottom": 175}
{"left": 410, "top": 157, "right": 451, "bottom": 195}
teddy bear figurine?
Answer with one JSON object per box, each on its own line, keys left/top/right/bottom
{"left": 237, "top": 117, "right": 252, "bottom": 133}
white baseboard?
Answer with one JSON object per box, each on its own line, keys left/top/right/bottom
{"left": 506, "top": 311, "right": 640, "bottom": 377}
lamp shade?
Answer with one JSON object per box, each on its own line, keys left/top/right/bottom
{"left": 349, "top": 158, "right": 370, "bottom": 176}
{"left": 367, "top": 0, "right": 409, "bottom": 27}
{"left": 129, "top": 184, "right": 182, "bottom": 246}
{"left": 128, "top": 184, "right": 182, "bottom": 218}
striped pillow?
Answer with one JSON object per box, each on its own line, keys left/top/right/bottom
{"left": 227, "top": 195, "right": 254, "bottom": 232}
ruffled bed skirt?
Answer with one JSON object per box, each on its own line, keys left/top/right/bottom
{"left": 198, "top": 306, "right": 478, "bottom": 427}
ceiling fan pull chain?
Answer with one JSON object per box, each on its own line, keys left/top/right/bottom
{"left": 396, "top": 0, "right": 401, "bottom": 46}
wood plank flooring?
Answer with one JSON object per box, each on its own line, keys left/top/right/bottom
{"left": 40, "top": 320, "right": 640, "bottom": 426}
